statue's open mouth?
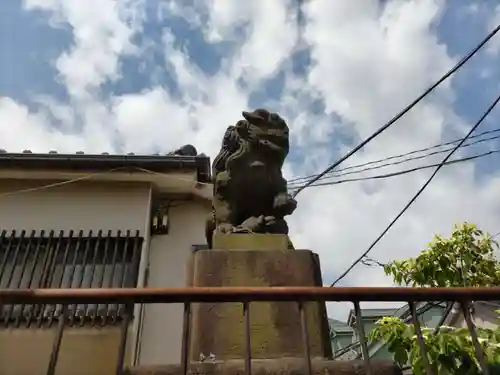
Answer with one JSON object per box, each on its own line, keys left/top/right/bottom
{"left": 249, "top": 161, "right": 265, "bottom": 168}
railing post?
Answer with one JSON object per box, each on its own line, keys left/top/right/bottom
{"left": 243, "top": 301, "right": 252, "bottom": 375}
{"left": 46, "top": 306, "right": 66, "bottom": 375}
{"left": 181, "top": 302, "right": 192, "bottom": 375}
{"left": 409, "top": 302, "right": 435, "bottom": 375}
{"left": 353, "top": 301, "right": 372, "bottom": 375}
{"left": 460, "top": 301, "right": 490, "bottom": 375}
{"left": 298, "top": 301, "right": 312, "bottom": 375}
{"left": 115, "top": 303, "right": 133, "bottom": 375}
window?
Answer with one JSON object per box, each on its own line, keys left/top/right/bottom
{"left": 0, "top": 229, "right": 143, "bottom": 327}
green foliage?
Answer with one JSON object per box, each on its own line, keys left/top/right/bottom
{"left": 370, "top": 222, "right": 500, "bottom": 373}
{"left": 383, "top": 222, "right": 500, "bottom": 287}
{"left": 370, "top": 316, "right": 500, "bottom": 374}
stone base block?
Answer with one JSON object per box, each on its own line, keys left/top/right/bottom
{"left": 212, "top": 233, "right": 290, "bottom": 251}
{"left": 126, "top": 358, "right": 402, "bottom": 375}
{"left": 186, "top": 249, "right": 332, "bottom": 361}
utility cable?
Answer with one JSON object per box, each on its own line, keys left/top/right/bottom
{"left": 292, "top": 23, "right": 500, "bottom": 198}
{"left": 287, "top": 133, "right": 500, "bottom": 188}
{"left": 330, "top": 90, "right": 500, "bottom": 287}
{"left": 288, "top": 147, "right": 500, "bottom": 190}
{"left": 288, "top": 128, "right": 500, "bottom": 184}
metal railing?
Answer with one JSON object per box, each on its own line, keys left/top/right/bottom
{"left": 0, "top": 286, "right": 499, "bottom": 375}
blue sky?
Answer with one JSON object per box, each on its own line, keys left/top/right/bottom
{"left": 2, "top": 0, "right": 500, "bottom": 319}
{"left": 2, "top": 1, "right": 500, "bottom": 160}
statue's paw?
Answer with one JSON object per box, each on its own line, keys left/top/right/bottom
{"left": 238, "top": 216, "right": 264, "bottom": 232}
{"left": 217, "top": 223, "right": 234, "bottom": 233}
{"left": 232, "top": 226, "right": 252, "bottom": 234}
{"left": 273, "top": 194, "right": 297, "bottom": 216}
{"left": 263, "top": 216, "right": 277, "bottom": 227}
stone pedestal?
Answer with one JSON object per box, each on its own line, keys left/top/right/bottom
{"left": 126, "top": 233, "right": 402, "bottom": 375}
{"left": 212, "top": 233, "right": 290, "bottom": 251}
{"left": 186, "top": 234, "right": 332, "bottom": 361}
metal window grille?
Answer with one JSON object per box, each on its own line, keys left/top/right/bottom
{"left": 0, "top": 229, "right": 143, "bottom": 327}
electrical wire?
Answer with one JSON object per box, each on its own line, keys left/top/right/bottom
{"left": 361, "top": 231, "right": 500, "bottom": 270}
{"left": 287, "top": 128, "right": 500, "bottom": 185}
{"left": 0, "top": 167, "right": 129, "bottom": 199}
{"left": 287, "top": 133, "right": 500, "bottom": 188}
{"left": 330, "top": 90, "right": 500, "bottom": 287}
{"left": 292, "top": 23, "right": 500, "bottom": 198}
{"left": 360, "top": 256, "right": 385, "bottom": 268}
{"left": 288, "top": 147, "right": 500, "bottom": 190}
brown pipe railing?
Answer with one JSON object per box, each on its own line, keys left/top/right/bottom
{"left": 1, "top": 286, "right": 499, "bottom": 375}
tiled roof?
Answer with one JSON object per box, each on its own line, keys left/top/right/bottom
{"left": 328, "top": 318, "right": 354, "bottom": 333}
{"left": 0, "top": 147, "right": 212, "bottom": 182}
{"left": 357, "top": 308, "right": 401, "bottom": 317}
{"left": 0, "top": 150, "right": 171, "bottom": 155}
{"left": 0, "top": 143, "right": 205, "bottom": 157}
{"left": 0, "top": 150, "right": 206, "bottom": 157}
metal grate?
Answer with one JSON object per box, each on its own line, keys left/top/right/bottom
{"left": 0, "top": 229, "right": 143, "bottom": 327}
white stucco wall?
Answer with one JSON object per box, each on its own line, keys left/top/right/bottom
{"left": 137, "top": 202, "right": 209, "bottom": 366}
{"left": 0, "top": 179, "right": 152, "bottom": 235}
{"left": 0, "top": 178, "right": 154, "bottom": 372}
{"left": 0, "top": 177, "right": 211, "bottom": 367}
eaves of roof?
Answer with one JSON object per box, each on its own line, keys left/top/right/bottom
{"left": 0, "top": 151, "right": 212, "bottom": 183}
{"left": 329, "top": 318, "right": 354, "bottom": 333}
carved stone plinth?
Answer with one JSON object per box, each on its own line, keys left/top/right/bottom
{"left": 126, "top": 358, "right": 402, "bottom": 375}
{"left": 212, "top": 233, "right": 290, "bottom": 251}
{"left": 186, "top": 234, "right": 332, "bottom": 361}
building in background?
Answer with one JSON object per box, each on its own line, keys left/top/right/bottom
{"left": 331, "top": 301, "right": 500, "bottom": 372}
{"left": 330, "top": 303, "right": 449, "bottom": 361}
{"left": 0, "top": 149, "right": 212, "bottom": 375}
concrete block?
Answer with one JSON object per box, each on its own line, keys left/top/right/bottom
{"left": 187, "top": 249, "right": 332, "bottom": 360}
{"left": 212, "top": 233, "right": 290, "bottom": 251}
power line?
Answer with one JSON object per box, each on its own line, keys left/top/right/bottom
{"left": 360, "top": 256, "right": 385, "bottom": 268}
{"left": 287, "top": 128, "right": 500, "bottom": 184}
{"left": 360, "top": 231, "right": 500, "bottom": 269}
{"left": 288, "top": 147, "right": 500, "bottom": 190}
{"left": 292, "top": 23, "right": 500, "bottom": 198}
{"left": 288, "top": 133, "right": 500, "bottom": 189}
{"left": 330, "top": 90, "right": 500, "bottom": 287}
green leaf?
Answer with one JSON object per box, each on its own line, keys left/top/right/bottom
{"left": 393, "top": 346, "right": 408, "bottom": 366}
{"left": 357, "top": 222, "right": 500, "bottom": 374}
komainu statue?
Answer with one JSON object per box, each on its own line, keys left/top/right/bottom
{"left": 205, "top": 109, "right": 297, "bottom": 248}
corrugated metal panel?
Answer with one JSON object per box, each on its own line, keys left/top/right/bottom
{"left": 0, "top": 229, "right": 143, "bottom": 328}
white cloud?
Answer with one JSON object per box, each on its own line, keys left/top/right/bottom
{"left": 487, "top": 5, "right": 500, "bottom": 56}
{"left": 1, "top": 0, "right": 500, "bottom": 322}
{"left": 24, "top": 0, "right": 145, "bottom": 98}
{"left": 0, "top": 98, "right": 86, "bottom": 152}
